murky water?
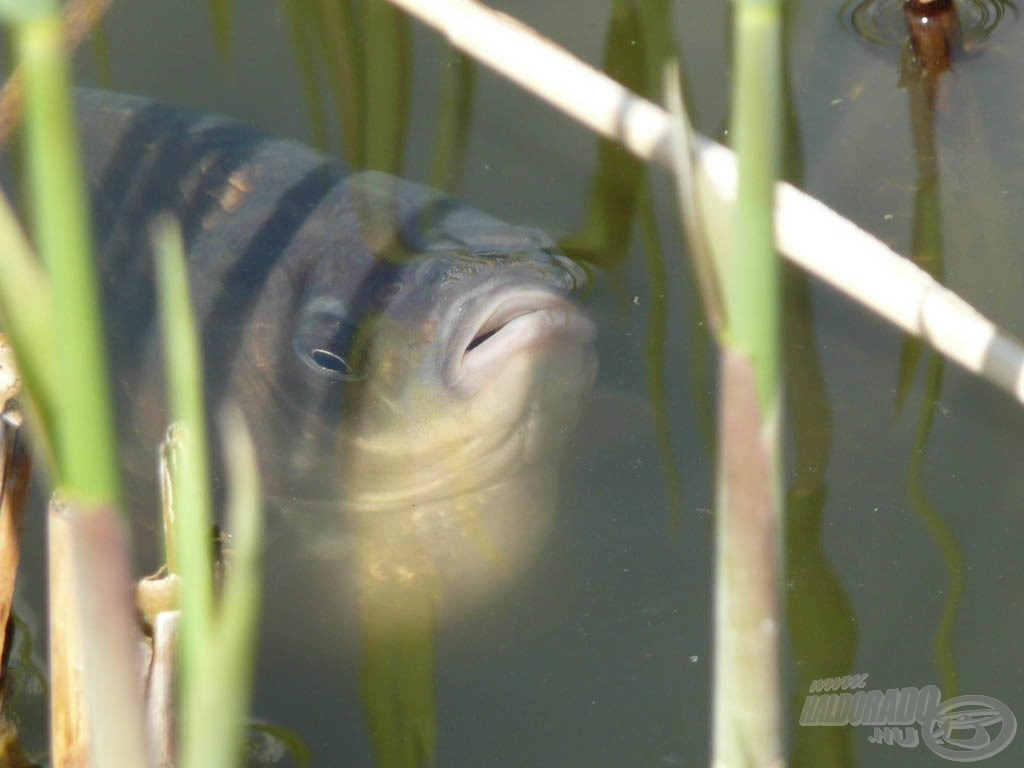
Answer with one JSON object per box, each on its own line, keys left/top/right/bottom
{"left": 6, "top": 0, "right": 1024, "bottom": 765}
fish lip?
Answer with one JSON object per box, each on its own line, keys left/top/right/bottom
{"left": 443, "top": 282, "right": 595, "bottom": 392}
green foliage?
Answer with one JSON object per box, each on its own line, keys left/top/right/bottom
{"left": 155, "top": 219, "right": 264, "bottom": 768}
{"left": 728, "top": 2, "right": 782, "bottom": 412}
{"left": 18, "top": 15, "right": 120, "bottom": 504}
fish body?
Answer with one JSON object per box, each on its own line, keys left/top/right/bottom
{"left": 72, "top": 90, "right": 596, "bottom": 613}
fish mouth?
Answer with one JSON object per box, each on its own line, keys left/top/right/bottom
{"left": 444, "top": 284, "right": 595, "bottom": 392}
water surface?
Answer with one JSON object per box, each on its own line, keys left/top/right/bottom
{"left": 7, "top": 0, "right": 1024, "bottom": 765}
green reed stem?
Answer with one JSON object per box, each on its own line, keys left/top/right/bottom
{"left": 155, "top": 218, "right": 263, "bottom": 768}
{"left": 18, "top": 12, "right": 120, "bottom": 504}
{"left": 0, "top": 193, "right": 55, "bottom": 452}
{"left": 182, "top": 408, "right": 262, "bottom": 768}
{"left": 154, "top": 216, "right": 215, "bottom": 663}
{"left": 3, "top": 7, "right": 147, "bottom": 768}
{"left": 728, "top": 1, "right": 781, "bottom": 410}
{"left": 710, "top": 1, "right": 784, "bottom": 766}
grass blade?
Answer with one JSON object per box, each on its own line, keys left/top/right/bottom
{"left": 17, "top": 13, "right": 119, "bottom": 503}
{"left": 152, "top": 215, "right": 215, "bottom": 706}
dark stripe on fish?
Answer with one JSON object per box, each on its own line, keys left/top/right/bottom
{"left": 199, "top": 162, "right": 341, "bottom": 409}
{"left": 84, "top": 92, "right": 265, "bottom": 372}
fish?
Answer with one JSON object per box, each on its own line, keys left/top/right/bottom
{"left": 72, "top": 89, "right": 598, "bottom": 616}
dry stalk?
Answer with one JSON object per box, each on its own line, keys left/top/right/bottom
{"left": 48, "top": 499, "right": 91, "bottom": 768}
{"left": 0, "top": 0, "right": 113, "bottom": 145}
{"left": 0, "top": 336, "right": 27, "bottom": 688}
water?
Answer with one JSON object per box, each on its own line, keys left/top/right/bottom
{"left": 6, "top": 0, "right": 1024, "bottom": 765}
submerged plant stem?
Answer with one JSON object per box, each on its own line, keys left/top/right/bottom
{"left": 363, "top": 0, "right": 410, "bottom": 172}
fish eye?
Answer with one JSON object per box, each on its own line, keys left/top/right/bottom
{"left": 295, "top": 338, "right": 364, "bottom": 381}
{"left": 309, "top": 348, "right": 355, "bottom": 377}
{"left": 292, "top": 302, "right": 366, "bottom": 381}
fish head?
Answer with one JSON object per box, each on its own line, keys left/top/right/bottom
{"left": 273, "top": 172, "right": 597, "bottom": 616}
{"left": 287, "top": 171, "right": 596, "bottom": 468}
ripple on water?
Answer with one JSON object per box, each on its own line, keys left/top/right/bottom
{"left": 840, "top": 0, "right": 1011, "bottom": 47}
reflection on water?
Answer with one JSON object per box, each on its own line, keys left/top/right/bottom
{"left": 791, "top": 1, "right": 1024, "bottom": 764}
